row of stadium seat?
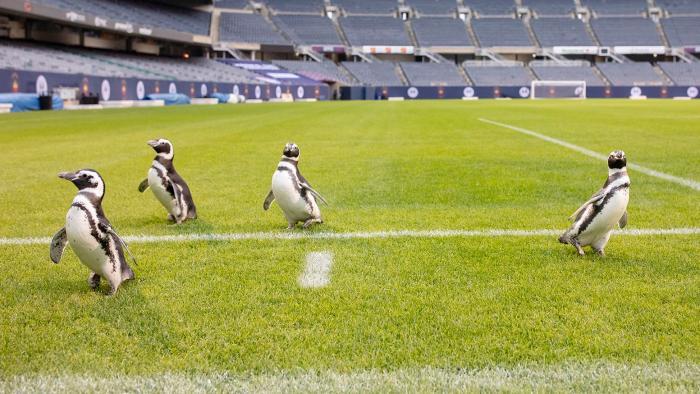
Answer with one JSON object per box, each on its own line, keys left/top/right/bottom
{"left": 218, "top": 0, "right": 700, "bottom": 17}
{"left": 219, "top": 13, "right": 700, "bottom": 48}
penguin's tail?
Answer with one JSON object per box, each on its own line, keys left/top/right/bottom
{"left": 558, "top": 233, "right": 570, "bottom": 244}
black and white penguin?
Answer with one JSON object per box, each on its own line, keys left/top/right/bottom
{"left": 50, "top": 169, "right": 136, "bottom": 294}
{"left": 559, "top": 150, "right": 630, "bottom": 256}
{"left": 263, "top": 142, "right": 328, "bottom": 229}
{"left": 138, "top": 138, "right": 197, "bottom": 224}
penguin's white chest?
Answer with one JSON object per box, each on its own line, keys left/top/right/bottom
{"left": 272, "top": 170, "right": 311, "bottom": 219}
{"left": 65, "top": 206, "right": 112, "bottom": 274}
{"left": 581, "top": 188, "right": 629, "bottom": 239}
{"left": 148, "top": 167, "right": 178, "bottom": 216}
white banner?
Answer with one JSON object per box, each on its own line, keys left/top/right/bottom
{"left": 613, "top": 46, "right": 665, "bottom": 55}
{"left": 361, "top": 46, "right": 415, "bottom": 55}
{"left": 552, "top": 46, "right": 599, "bottom": 55}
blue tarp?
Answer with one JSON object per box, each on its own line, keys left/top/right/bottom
{"left": 0, "top": 93, "right": 63, "bottom": 112}
{"left": 210, "top": 92, "right": 230, "bottom": 103}
{"left": 146, "top": 93, "right": 190, "bottom": 106}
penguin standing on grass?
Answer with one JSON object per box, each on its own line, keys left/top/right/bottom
{"left": 50, "top": 169, "right": 136, "bottom": 295}
{"left": 559, "top": 150, "right": 630, "bottom": 256}
{"left": 263, "top": 142, "right": 328, "bottom": 229}
{"left": 138, "top": 138, "right": 197, "bottom": 224}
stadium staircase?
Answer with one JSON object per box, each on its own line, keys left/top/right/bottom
{"left": 465, "top": 16, "right": 480, "bottom": 48}
{"left": 457, "top": 65, "right": 474, "bottom": 85}
{"left": 522, "top": 14, "right": 542, "bottom": 48}
{"left": 404, "top": 19, "right": 420, "bottom": 48}
{"left": 591, "top": 64, "right": 612, "bottom": 86}
{"left": 395, "top": 63, "right": 410, "bottom": 85}
{"left": 653, "top": 64, "right": 675, "bottom": 85}
{"left": 331, "top": 16, "right": 352, "bottom": 47}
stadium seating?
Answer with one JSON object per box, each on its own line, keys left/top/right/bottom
{"left": 464, "top": 0, "right": 516, "bottom": 16}
{"left": 274, "top": 60, "right": 356, "bottom": 84}
{"left": 264, "top": 0, "right": 325, "bottom": 14}
{"left": 400, "top": 62, "right": 467, "bottom": 86}
{"left": 581, "top": 0, "right": 648, "bottom": 16}
{"left": 655, "top": 0, "right": 700, "bottom": 15}
{"left": 406, "top": 0, "right": 459, "bottom": 16}
{"left": 215, "top": 0, "right": 251, "bottom": 9}
{"left": 412, "top": 17, "right": 474, "bottom": 47}
{"left": 597, "top": 63, "right": 666, "bottom": 86}
{"left": 531, "top": 17, "right": 596, "bottom": 47}
{"left": 530, "top": 65, "right": 606, "bottom": 86}
{"left": 662, "top": 17, "right": 700, "bottom": 47}
{"left": 471, "top": 18, "right": 533, "bottom": 47}
{"left": 342, "top": 62, "right": 404, "bottom": 86}
{"left": 590, "top": 17, "right": 663, "bottom": 46}
{"left": 464, "top": 64, "right": 533, "bottom": 86}
{"left": 658, "top": 63, "right": 700, "bottom": 85}
{"left": 274, "top": 15, "right": 343, "bottom": 46}
{"left": 340, "top": 16, "right": 411, "bottom": 46}
{"left": 219, "top": 13, "right": 290, "bottom": 45}
{"left": 523, "top": 0, "right": 576, "bottom": 16}
{"left": 332, "top": 0, "right": 397, "bottom": 15}
{"left": 32, "top": 0, "right": 211, "bottom": 35}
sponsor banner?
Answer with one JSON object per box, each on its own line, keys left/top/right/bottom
{"left": 613, "top": 46, "right": 665, "bottom": 55}
{"left": 362, "top": 45, "right": 415, "bottom": 55}
{"left": 684, "top": 46, "right": 700, "bottom": 54}
{"left": 552, "top": 46, "right": 599, "bottom": 55}
{"left": 311, "top": 45, "right": 346, "bottom": 54}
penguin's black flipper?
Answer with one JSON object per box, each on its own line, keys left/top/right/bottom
{"left": 99, "top": 222, "right": 138, "bottom": 267}
{"left": 568, "top": 189, "right": 606, "bottom": 221}
{"left": 263, "top": 190, "right": 275, "bottom": 210}
{"left": 303, "top": 185, "right": 329, "bottom": 206}
{"left": 138, "top": 179, "right": 150, "bottom": 193}
{"left": 49, "top": 227, "right": 68, "bottom": 264}
{"left": 619, "top": 211, "right": 628, "bottom": 229}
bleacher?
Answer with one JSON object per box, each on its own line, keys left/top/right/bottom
{"left": 342, "top": 62, "right": 404, "bottom": 86}
{"left": 523, "top": 0, "right": 576, "bottom": 16}
{"left": 264, "top": 0, "right": 325, "bottom": 14}
{"left": 32, "top": 0, "right": 211, "bottom": 35}
{"left": 215, "top": 0, "right": 251, "bottom": 9}
{"left": 406, "top": 0, "right": 459, "bottom": 16}
{"left": 274, "top": 15, "right": 343, "bottom": 46}
{"left": 658, "top": 63, "right": 700, "bottom": 85}
{"left": 530, "top": 65, "right": 606, "bottom": 86}
{"left": 590, "top": 17, "right": 663, "bottom": 46}
{"left": 340, "top": 16, "right": 411, "bottom": 46}
{"left": 581, "top": 0, "right": 648, "bottom": 16}
{"left": 597, "top": 63, "right": 666, "bottom": 86}
{"left": 465, "top": 0, "right": 516, "bottom": 16}
{"left": 412, "top": 17, "right": 473, "bottom": 47}
{"left": 400, "top": 62, "right": 467, "bottom": 86}
{"left": 531, "top": 17, "right": 596, "bottom": 47}
{"left": 662, "top": 17, "right": 700, "bottom": 47}
{"left": 656, "top": 0, "right": 700, "bottom": 15}
{"left": 332, "top": 0, "right": 397, "bottom": 15}
{"left": 219, "top": 13, "right": 289, "bottom": 45}
{"left": 464, "top": 64, "right": 533, "bottom": 86}
{"left": 472, "top": 18, "right": 533, "bottom": 47}
{"left": 274, "top": 60, "right": 355, "bottom": 84}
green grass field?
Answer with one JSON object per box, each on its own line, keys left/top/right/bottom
{"left": 1, "top": 100, "right": 699, "bottom": 391}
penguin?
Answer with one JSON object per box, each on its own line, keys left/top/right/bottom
{"left": 559, "top": 150, "right": 630, "bottom": 256}
{"left": 138, "top": 138, "right": 197, "bottom": 224}
{"left": 50, "top": 169, "right": 136, "bottom": 295}
{"left": 263, "top": 142, "right": 328, "bottom": 229}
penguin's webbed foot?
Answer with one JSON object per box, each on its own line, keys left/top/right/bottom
{"left": 167, "top": 214, "right": 176, "bottom": 223}
{"left": 303, "top": 218, "right": 323, "bottom": 229}
{"left": 572, "top": 240, "right": 585, "bottom": 256}
{"left": 595, "top": 249, "right": 606, "bottom": 257}
{"left": 88, "top": 272, "right": 101, "bottom": 290}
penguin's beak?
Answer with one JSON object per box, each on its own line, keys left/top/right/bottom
{"left": 58, "top": 172, "right": 77, "bottom": 181}
{"left": 147, "top": 140, "right": 159, "bottom": 148}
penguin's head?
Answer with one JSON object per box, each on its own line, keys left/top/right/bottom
{"left": 147, "top": 138, "right": 174, "bottom": 160}
{"left": 608, "top": 150, "right": 627, "bottom": 169}
{"left": 282, "top": 142, "right": 300, "bottom": 160}
{"left": 58, "top": 169, "right": 105, "bottom": 197}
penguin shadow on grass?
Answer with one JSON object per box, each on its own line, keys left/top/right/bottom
{"left": 127, "top": 215, "right": 215, "bottom": 233}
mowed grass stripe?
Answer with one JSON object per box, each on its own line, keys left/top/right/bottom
{"left": 1, "top": 227, "right": 699, "bottom": 245}
{"left": 2, "top": 362, "right": 698, "bottom": 392}
{"left": 479, "top": 117, "right": 700, "bottom": 191}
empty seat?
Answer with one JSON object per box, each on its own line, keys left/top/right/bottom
{"left": 658, "top": 63, "right": 700, "bottom": 85}
{"left": 412, "top": 17, "right": 473, "bottom": 47}
{"left": 531, "top": 65, "right": 606, "bottom": 86}
{"left": 342, "top": 62, "right": 404, "bottom": 85}
{"left": 591, "top": 17, "right": 663, "bottom": 46}
{"left": 215, "top": 0, "right": 251, "bottom": 9}
{"left": 531, "top": 17, "right": 595, "bottom": 46}
{"left": 597, "top": 63, "right": 665, "bottom": 86}
{"left": 219, "top": 13, "right": 290, "bottom": 45}
{"left": 464, "top": 64, "right": 533, "bottom": 86}
{"left": 264, "top": 0, "right": 325, "bottom": 14}
{"left": 472, "top": 18, "right": 533, "bottom": 47}
{"left": 274, "top": 60, "right": 354, "bottom": 84}
{"left": 406, "top": 0, "right": 458, "bottom": 16}
{"left": 523, "top": 0, "right": 575, "bottom": 16}
{"left": 581, "top": 0, "right": 647, "bottom": 16}
{"left": 340, "top": 16, "right": 411, "bottom": 46}
{"left": 656, "top": 0, "right": 700, "bottom": 16}
{"left": 332, "top": 0, "right": 397, "bottom": 15}
{"left": 401, "top": 62, "right": 466, "bottom": 85}
{"left": 662, "top": 17, "right": 700, "bottom": 47}
{"left": 274, "top": 15, "right": 342, "bottom": 45}
{"left": 464, "top": 0, "right": 516, "bottom": 16}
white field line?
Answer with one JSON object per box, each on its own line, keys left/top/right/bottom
{"left": 1, "top": 228, "right": 699, "bottom": 246}
{"left": 298, "top": 251, "right": 333, "bottom": 288}
{"left": 478, "top": 118, "right": 700, "bottom": 191}
{"left": 1, "top": 362, "right": 698, "bottom": 393}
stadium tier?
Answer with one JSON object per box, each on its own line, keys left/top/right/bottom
{"left": 465, "top": 0, "right": 516, "bottom": 16}
{"left": 264, "top": 0, "right": 325, "bottom": 14}
{"left": 531, "top": 18, "right": 596, "bottom": 47}
{"left": 530, "top": 65, "right": 606, "bottom": 87}
{"left": 464, "top": 64, "right": 533, "bottom": 86}
{"left": 658, "top": 63, "right": 700, "bottom": 85}
{"left": 662, "top": 17, "right": 700, "bottom": 47}
{"left": 471, "top": 18, "right": 533, "bottom": 47}
{"left": 412, "top": 17, "right": 474, "bottom": 47}
{"left": 342, "top": 62, "right": 404, "bottom": 86}
{"left": 219, "top": 12, "right": 289, "bottom": 45}
{"left": 656, "top": 0, "right": 700, "bottom": 15}
{"left": 590, "top": 17, "right": 664, "bottom": 46}
{"left": 273, "top": 60, "right": 356, "bottom": 85}
{"left": 214, "top": 0, "right": 251, "bottom": 9}
{"left": 332, "top": 0, "right": 397, "bottom": 15}
{"left": 31, "top": 0, "right": 211, "bottom": 35}
{"left": 273, "top": 15, "right": 343, "bottom": 46}
{"left": 406, "top": 0, "right": 459, "bottom": 16}
{"left": 523, "top": 0, "right": 576, "bottom": 16}
{"left": 399, "top": 62, "right": 467, "bottom": 86}
{"left": 581, "top": 0, "right": 649, "bottom": 16}
{"left": 339, "top": 16, "right": 411, "bottom": 47}
{"left": 597, "top": 63, "right": 666, "bottom": 86}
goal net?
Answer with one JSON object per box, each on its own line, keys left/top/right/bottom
{"left": 530, "top": 80, "right": 586, "bottom": 99}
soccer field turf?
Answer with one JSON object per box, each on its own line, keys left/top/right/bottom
{"left": 1, "top": 100, "right": 699, "bottom": 391}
